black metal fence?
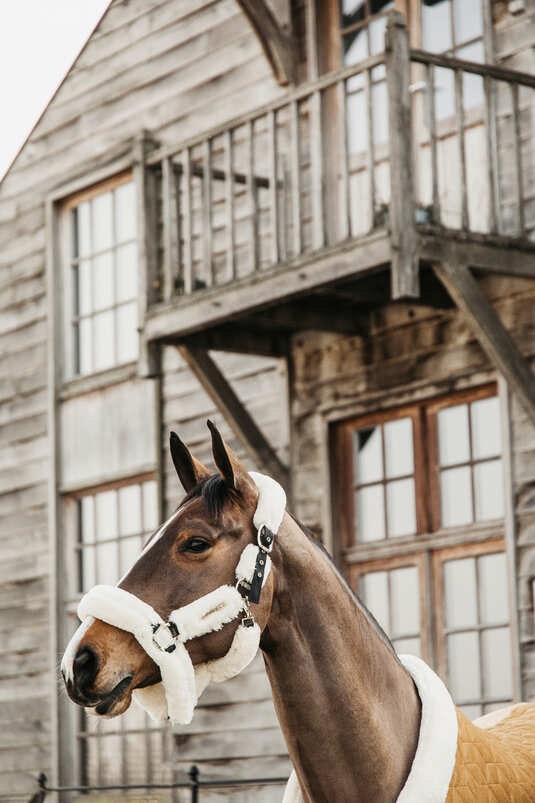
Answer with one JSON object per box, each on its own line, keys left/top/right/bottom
{"left": 30, "top": 767, "right": 289, "bottom": 803}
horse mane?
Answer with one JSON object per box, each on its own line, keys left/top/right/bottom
{"left": 180, "top": 477, "right": 397, "bottom": 657}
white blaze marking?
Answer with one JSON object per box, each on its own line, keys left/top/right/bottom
{"left": 61, "top": 617, "right": 94, "bottom": 682}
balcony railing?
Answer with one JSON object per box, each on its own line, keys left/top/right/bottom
{"left": 139, "top": 14, "right": 535, "bottom": 332}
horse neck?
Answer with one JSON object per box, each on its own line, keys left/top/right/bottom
{"left": 260, "top": 515, "right": 421, "bottom": 803}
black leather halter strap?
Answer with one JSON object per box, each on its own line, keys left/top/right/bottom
{"left": 237, "top": 525, "right": 275, "bottom": 605}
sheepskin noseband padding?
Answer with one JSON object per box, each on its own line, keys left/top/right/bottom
{"left": 71, "top": 472, "right": 286, "bottom": 725}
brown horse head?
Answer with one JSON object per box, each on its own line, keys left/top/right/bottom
{"left": 61, "top": 422, "right": 275, "bottom": 717}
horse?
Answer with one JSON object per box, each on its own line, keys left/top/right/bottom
{"left": 62, "top": 422, "right": 535, "bottom": 802}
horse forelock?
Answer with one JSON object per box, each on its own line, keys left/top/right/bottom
{"left": 182, "top": 474, "right": 238, "bottom": 519}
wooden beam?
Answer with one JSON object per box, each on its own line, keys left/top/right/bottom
{"left": 418, "top": 229, "right": 535, "bottom": 279}
{"left": 386, "top": 12, "right": 419, "bottom": 299}
{"left": 178, "top": 345, "right": 290, "bottom": 486}
{"left": 236, "top": 0, "right": 297, "bottom": 86}
{"left": 144, "top": 230, "right": 390, "bottom": 343}
{"left": 433, "top": 262, "right": 535, "bottom": 427}
{"left": 252, "top": 298, "right": 369, "bottom": 335}
{"left": 182, "top": 326, "right": 290, "bottom": 357}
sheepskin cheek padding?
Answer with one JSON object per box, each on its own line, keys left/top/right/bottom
{"left": 446, "top": 704, "right": 535, "bottom": 802}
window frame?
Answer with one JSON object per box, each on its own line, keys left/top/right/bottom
{"left": 334, "top": 383, "right": 500, "bottom": 551}
{"left": 60, "top": 170, "right": 139, "bottom": 382}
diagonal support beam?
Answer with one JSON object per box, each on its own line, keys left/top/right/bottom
{"left": 433, "top": 262, "right": 535, "bottom": 427}
{"left": 178, "top": 345, "right": 290, "bottom": 487}
{"left": 236, "top": 0, "right": 297, "bottom": 86}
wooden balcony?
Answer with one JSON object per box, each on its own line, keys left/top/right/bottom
{"left": 137, "top": 14, "right": 535, "bottom": 361}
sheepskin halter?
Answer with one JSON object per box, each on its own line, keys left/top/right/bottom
{"left": 73, "top": 471, "right": 286, "bottom": 725}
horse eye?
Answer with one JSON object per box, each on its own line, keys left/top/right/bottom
{"left": 181, "top": 537, "right": 211, "bottom": 554}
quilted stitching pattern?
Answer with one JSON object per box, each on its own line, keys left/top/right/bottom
{"left": 446, "top": 704, "right": 535, "bottom": 802}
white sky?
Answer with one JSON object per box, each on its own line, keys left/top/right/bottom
{"left": 0, "top": 0, "right": 111, "bottom": 180}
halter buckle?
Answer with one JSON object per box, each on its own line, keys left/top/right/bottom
{"left": 152, "top": 621, "right": 179, "bottom": 653}
{"left": 257, "top": 525, "right": 274, "bottom": 553}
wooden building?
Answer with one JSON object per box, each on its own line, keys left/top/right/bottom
{"left": 0, "top": 0, "right": 534, "bottom": 799}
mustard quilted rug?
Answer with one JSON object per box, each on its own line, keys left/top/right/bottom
{"left": 446, "top": 704, "right": 535, "bottom": 802}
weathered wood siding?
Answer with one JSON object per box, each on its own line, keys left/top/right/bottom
{"left": 290, "top": 274, "right": 535, "bottom": 696}
{"left": 0, "top": 0, "right": 286, "bottom": 797}
{"left": 160, "top": 345, "right": 290, "bottom": 793}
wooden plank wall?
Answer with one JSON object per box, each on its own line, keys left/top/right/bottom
{"left": 0, "top": 0, "right": 286, "bottom": 797}
{"left": 289, "top": 273, "right": 535, "bottom": 691}
{"left": 160, "top": 345, "right": 290, "bottom": 793}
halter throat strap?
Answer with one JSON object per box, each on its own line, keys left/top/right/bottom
{"left": 73, "top": 471, "right": 286, "bottom": 725}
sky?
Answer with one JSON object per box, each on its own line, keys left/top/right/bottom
{"left": 0, "top": 0, "right": 111, "bottom": 180}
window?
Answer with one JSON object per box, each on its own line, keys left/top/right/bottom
{"left": 64, "top": 478, "right": 174, "bottom": 788}
{"left": 64, "top": 174, "right": 139, "bottom": 377}
{"left": 340, "top": 1, "right": 394, "bottom": 67}
{"left": 340, "top": 386, "right": 503, "bottom": 546}
{"left": 334, "top": 386, "right": 514, "bottom": 717}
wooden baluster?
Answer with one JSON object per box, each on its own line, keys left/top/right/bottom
{"left": 310, "top": 89, "right": 325, "bottom": 250}
{"left": 161, "top": 156, "right": 179, "bottom": 302}
{"left": 511, "top": 81, "right": 525, "bottom": 236}
{"left": 455, "top": 68, "right": 469, "bottom": 230}
{"left": 365, "top": 68, "right": 376, "bottom": 231}
{"left": 337, "top": 79, "right": 351, "bottom": 240}
{"left": 268, "top": 109, "right": 280, "bottom": 265}
{"left": 182, "top": 148, "right": 193, "bottom": 295}
{"left": 483, "top": 75, "right": 498, "bottom": 233}
{"left": 202, "top": 139, "right": 213, "bottom": 285}
{"left": 247, "top": 120, "right": 259, "bottom": 272}
{"left": 426, "top": 63, "right": 440, "bottom": 224}
{"left": 224, "top": 129, "right": 236, "bottom": 281}
{"left": 290, "top": 99, "right": 302, "bottom": 257}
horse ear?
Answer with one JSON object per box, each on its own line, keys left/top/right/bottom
{"left": 207, "top": 420, "right": 252, "bottom": 492}
{"left": 169, "top": 431, "right": 210, "bottom": 493}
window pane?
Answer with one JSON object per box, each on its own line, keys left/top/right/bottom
{"left": 386, "top": 478, "right": 416, "bottom": 537}
{"left": 371, "top": 80, "right": 388, "bottom": 145}
{"left": 462, "top": 703, "right": 482, "bottom": 720}
{"left": 82, "top": 545, "right": 96, "bottom": 592}
{"left": 356, "top": 485, "right": 385, "bottom": 541}
{"left": 116, "top": 242, "right": 138, "bottom": 303}
{"left": 447, "top": 631, "right": 481, "bottom": 701}
{"left": 474, "top": 459, "right": 504, "bottom": 521}
{"left": 355, "top": 427, "right": 383, "bottom": 484}
{"left": 116, "top": 302, "right": 139, "bottom": 364}
{"left": 76, "top": 202, "right": 91, "bottom": 258}
{"left": 369, "top": 13, "right": 390, "bottom": 55}
{"left": 95, "top": 490, "right": 118, "bottom": 540}
{"left": 93, "top": 310, "right": 115, "bottom": 372}
{"left": 343, "top": 29, "right": 368, "bottom": 66}
{"left": 96, "top": 541, "right": 118, "bottom": 585}
{"left": 118, "top": 485, "right": 142, "bottom": 536}
{"left": 438, "top": 404, "right": 470, "bottom": 466}
{"left": 422, "top": 0, "right": 452, "bottom": 53}
{"left": 92, "top": 192, "right": 113, "bottom": 252}
{"left": 80, "top": 496, "right": 95, "bottom": 544}
{"left": 120, "top": 535, "right": 142, "bottom": 577}
{"left": 93, "top": 252, "right": 114, "bottom": 311}
{"left": 78, "top": 317, "right": 93, "bottom": 374}
{"left": 461, "top": 66, "right": 484, "bottom": 111}
{"left": 394, "top": 637, "right": 420, "bottom": 657}
{"left": 76, "top": 260, "right": 92, "bottom": 316}
{"left": 440, "top": 465, "right": 473, "bottom": 527}
{"left": 453, "top": 0, "right": 482, "bottom": 46}
{"left": 347, "top": 90, "right": 369, "bottom": 154}
{"left": 471, "top": 397, "right": 501, "bottom": 460}
{"left": 384, "top": 417, "right": 413, "bottom": 478}
{"left": 341, "top": 0, "right": 366, "bottom": 22}
{"left": 481, "top": 627, "right": 513, "bottom": 700}
{"left": 434, "top": 66, "right": 455, "bottom": 120}
{"left": 444, "top": 557, "right": 477, "bottom": 628}
{"left": 479, "top": 553, "right": 508, "bottom": 626}
{"left": 142, "top": 481, "right": 159, "bottom": 531}
{"left": 359, "top": 571, "right": 389, "bottom": 632}
{"left": 390, "top": 566, "right": 419, "bottom": 636}
{"left": 115, "top": 182, "right": 136, "bottom": 243}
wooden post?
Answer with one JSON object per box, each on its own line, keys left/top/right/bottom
{"left": 178, "top": 345, "right": 290, "bottom": 487}
{"left": 433, "top": 261, "right": 535, "bottom": 428}
{"left": 385, "top": 12, "right": 419, "bottom": 299}
{"left": 134, "top": 130, "right": 160, "bottom": 377}
{"left": 161, "top": 156, "right": 179, "bottom": 302}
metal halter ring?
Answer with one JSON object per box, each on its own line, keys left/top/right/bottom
{"left": 152, "top": 621, "right": 180, "bottom": 653}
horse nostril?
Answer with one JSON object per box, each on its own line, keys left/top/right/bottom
{"left": 73, "top": 645, "right": 99, "bottom": 692}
